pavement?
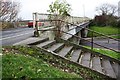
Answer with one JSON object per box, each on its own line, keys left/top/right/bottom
{"left": 1, "top": 25, "right": 119, "bottom": 53}
{"left": 82, "top": 38, "right": 120, "bottom": 52}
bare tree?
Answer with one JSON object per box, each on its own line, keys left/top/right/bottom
{"left": 47, "top": 0, "right": 71, "bottom": 38}
{"left": 0, "top": 0, "right": 20, "bottom": 22}
{"left": 96, "top": 3, "right": 117, "bottom": 16}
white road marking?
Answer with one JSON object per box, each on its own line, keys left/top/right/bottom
{"left": 0, "top": 32, "right": 33, "bottom": 41}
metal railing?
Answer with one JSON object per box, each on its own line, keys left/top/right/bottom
{"left": 60, "top": 30, "right": 120, "bottom": 53}
{"left": 59, "top": 20, "right": 119, "bottom": 41}
{"left": 59, "top": 20, "right": 120, "bottom": 53}
{"left": 35, "top": 19, "right": 120, "bottom": 53}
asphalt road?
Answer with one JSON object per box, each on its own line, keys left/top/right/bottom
{"left": 1, "top": 27, "right": 34, "bottom": 46}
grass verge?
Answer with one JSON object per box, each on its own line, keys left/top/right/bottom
{"left": 2, "top": 49, "right": 81, "bottom": 79}
{"left": 110, "top": 35, "right": 120, "bottom": 39}
{"left": 2, "top": 46, "right": 109, "bottom": 80}
{"left": 88, "top": 26, "right": 119, "bottom": 37}
{"left": 83, "top": 46, "right": 120, "bottom": 61}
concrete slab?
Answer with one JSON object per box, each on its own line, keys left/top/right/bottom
{"left": 13, "top": 37, "right": 48, "bottom": 45}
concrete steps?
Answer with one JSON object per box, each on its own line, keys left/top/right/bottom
{"left": 36, "top": 40, "right": 56, "bottom": 48}
{"left": 13, "top": 37, "right": 49, "bottom": 45}
{"left": 35, "top": 39, "right": 119, "bottom": 79}
{"left": 80, "top": 52, "right": 91, "bottom": 68}
{"left": 14, "top": 37, "right": 120, "bottom": 79}
{"left": 102, "top": 59, "right": 116, "bottom": 79}
{"left": 70, "top": 49, "right": 81, "bottom": 62}
{"left": 58, "top": 46, "right": 73, "bottom": 57}
{"left": 46, "top": 43, "right": 64, "bottom": 52}
{"left": 92, "top": 56, "right": 103, "bottom": 73}
{"left": 111, "top": 62, "right": 119, "bottom": 77}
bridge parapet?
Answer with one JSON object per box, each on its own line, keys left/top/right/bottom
{"left": 32, "top": 13, "right": 120, "bottom": 53}
{"left": 32, "top": 13, "right": 90, "bottom": 29}
{"left": 32, "top": 12, "right": 90, "bottom": 39}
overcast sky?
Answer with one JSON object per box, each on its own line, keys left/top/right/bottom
{"left": 18, "top": 0, "right": 119, "bottom": 20}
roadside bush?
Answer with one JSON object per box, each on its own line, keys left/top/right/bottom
{"left": 94, "top": 15, "right": 107, "bottom": 27}
{"left": 89, "top": 20, "right": 95, "bottom": 26}
{"left": 92, "top": 15, "right": 119, "bottom": 27}
{"left": 1, "top": 22, "right": 14, "bottom": 30}
{"left": 106, "top": 15, "right": 118, "bottom": 27}
{"left": 117, "top": 20, "right": 120, "bottom": 28}
{"left": 110, "top": 20, "right": 118, "bottom": 27}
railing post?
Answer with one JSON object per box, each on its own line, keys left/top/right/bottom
{"left": 91, "top": 31, "right": 93, "bottom": 49}
{"left": 108, "top": 38, "right": 109, "bottom": 44}
{"left": 34, "top": 21, "right": 40, "bottom": 37}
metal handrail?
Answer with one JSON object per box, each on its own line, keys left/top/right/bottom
{"left": 60, "top": 30, "right": 120, "bottom": 53}
{"left": 59, "top": 20, "right": 120, "bottom": 41}
{"left": 37, "top": 28, "right": 120, "bottom": 53}
{"left": 35, "top": 19, "right": 120, "bottom": 53}
{"left": 40, "top": 19, "right": 119, "bottom": 41}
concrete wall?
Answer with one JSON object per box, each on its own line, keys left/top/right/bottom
{"left": 68, "top": 23, "right": 89, "bottom": 45}
{"left": 77, "top": 31, "right": 82, "bottom": 44}
{"left": 65, "top": 16, "right": 90, "bottom": 24}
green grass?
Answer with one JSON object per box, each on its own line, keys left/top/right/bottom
{"left": 84, "top": 46, "right": 120, "bottom": 60}
{"left": 88, "top": 26, "right": 119, "bottom": 37}
{"left": 2, "top": 53, "right": 81, "bottom": 79}
{"left": 0, "top": 55, "right": 2, "bottom": 79}
{"left": 2, "top": 46, "right": 108, "bottom": 80}
{"left": 111, "top": 35, "right": 120, "bottom": 39}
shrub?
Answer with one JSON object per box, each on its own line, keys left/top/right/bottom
{"left": 94, "top": 15, "right": 107, "bottom": 26}
{"left": 117, "top": 20, "right": 120, "bottom": 28}
{"left": 1, "top": 22, "right": 14, "bottom": 30}
{"left": 92, "top": 15, "right": 119, "bottom": 27}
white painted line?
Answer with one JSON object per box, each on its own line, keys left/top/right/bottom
{"left": 0, "top": 32, "right": 33, "bottom": 41}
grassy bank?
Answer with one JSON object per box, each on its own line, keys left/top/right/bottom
{"left": 84, "top": 46, "right": 120, "bottom": 61}
{"left": 88, "top": 26, "right": 119, "bottom": 38}
{"left": 2, "top": 46, "right": 108, "bottom": 80}
{"left": 110, "top": 35, "right": 120, "bottom": 39}
{"left": 2, "top": 51, "right": 81, "bottom": 79}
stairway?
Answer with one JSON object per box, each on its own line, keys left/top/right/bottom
{"left": 14, "top": 37, "right": 120, "bottom": 80}
{"left": 35, "top": 38, "right": 120, "bottom": 79}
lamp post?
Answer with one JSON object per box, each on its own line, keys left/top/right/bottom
{"left": 83, "top": 4, "right": 85, "bottom": 22}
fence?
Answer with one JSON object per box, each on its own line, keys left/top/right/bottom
{"left": 33, "top": 13, "right": 120, "bottom": 53}
{"left": 61, "top": 20, "right": 120, "bottom": 53}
